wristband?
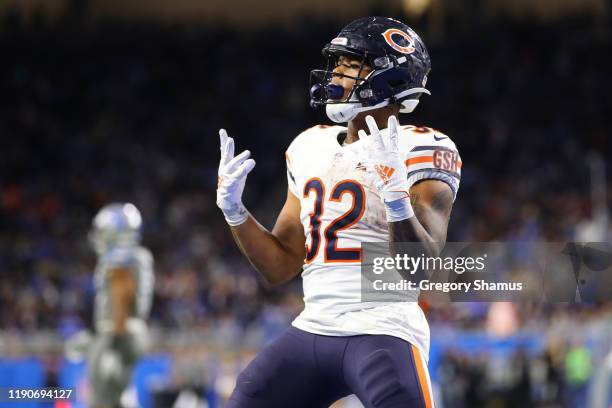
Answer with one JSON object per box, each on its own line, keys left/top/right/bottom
{"left": 382, "top": 191, "right": 414, "bottom": 222}
{"left": 223, "top": 203, "right": 249, "bottom": 226}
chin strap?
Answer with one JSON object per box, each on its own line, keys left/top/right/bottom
{"left": 326, "top": 99, "right": 388, "bottom": 123}
{"left": 325, "top": 87, "right": 431, "bottom": 123}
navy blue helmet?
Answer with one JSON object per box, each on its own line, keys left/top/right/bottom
{"left": 310, "top": 17, "right": 431, "bottom": 123}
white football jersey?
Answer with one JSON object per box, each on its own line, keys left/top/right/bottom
{"left": 286, "top": 124, "right": 462, "bottom": 359}
{"left": 94, "top": 246, "right": 155, "bottom": 334}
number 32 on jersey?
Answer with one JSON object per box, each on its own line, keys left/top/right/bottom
{"left": 303, "top": 178, "right": 365, "bottom": 264}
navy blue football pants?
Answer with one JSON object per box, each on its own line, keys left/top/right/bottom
{"left": 226, "top": 326, "right": 433, "bottom": 408}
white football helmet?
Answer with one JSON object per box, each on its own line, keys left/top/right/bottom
{"left": 89, "top": 203, "right": 142, "bottom": 255}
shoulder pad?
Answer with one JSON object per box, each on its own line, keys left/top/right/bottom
{"left": 286, "top": 124, "right": 345, "bottom": 158}
{"left": 398, "top": 125, "right": 462, "bottom": 178}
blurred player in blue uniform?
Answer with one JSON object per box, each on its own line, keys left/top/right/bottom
{"left": 86, "top": 203, "right": 154, "bottom": 408}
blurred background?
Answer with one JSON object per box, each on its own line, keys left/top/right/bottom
{"left": 1, "top": 0, "right": 611, "bottom": 406}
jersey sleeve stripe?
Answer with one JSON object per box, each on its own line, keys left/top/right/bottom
{"left": 407, "top": 168, "right": 461, "bottom": 180}
{"left": 287, "top": 169, "right": 296, "bottom": 184}
{"left": 285, "top": 151, "right": 299, "bottom": 196}
{"left": 405, "top": 156, "right": 433, "bottom": 166}
{"left": 410, "top": 145, "right": 456, "bottom": 153}
{"left": 405, "top": 156, "right": 462, "bottom": 169}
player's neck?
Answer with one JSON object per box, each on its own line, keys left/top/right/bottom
{"left": 345, "top": 105, "right": 400, "bottom": 145}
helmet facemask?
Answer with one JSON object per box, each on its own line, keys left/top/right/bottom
{"left": 309, "top": 52, "right": 369, "bottom": 107}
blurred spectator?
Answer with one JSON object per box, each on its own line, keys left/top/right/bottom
{"left": 564, "top": 343, "right": 593, "bottom": 406}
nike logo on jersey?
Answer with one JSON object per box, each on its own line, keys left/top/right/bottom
{"left": 433, "top": 134, "right": 448, "bottom": 141}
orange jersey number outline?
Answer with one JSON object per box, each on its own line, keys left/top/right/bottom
{"left": 303, "top": 178, "right": 365, "bottom": 263}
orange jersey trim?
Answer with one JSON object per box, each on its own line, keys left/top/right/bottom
{"left": 285, "top": 152, "right": 292, "bottom": 168}
{"left": 405, "top": 156, "right": 463, "bottom": 170}
{"left": 405, "top": 156, "right": 433, "bottom": 166}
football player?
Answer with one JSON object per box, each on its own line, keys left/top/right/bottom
{"left": 216, "top": 17, "right": 461, "bottom": 408}
{"left": 86, "top": 203, "right": 155, "bottom": 408}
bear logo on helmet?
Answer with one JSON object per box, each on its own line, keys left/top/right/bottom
{"left": 382, "top": 28, "right": 416, "bottom": 54}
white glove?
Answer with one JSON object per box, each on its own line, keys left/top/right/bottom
{"left": 357, "top": 115, "right": 414, "bottom": 222}
{"left": 217, "top": 129, "right": 256, "bottom": 226}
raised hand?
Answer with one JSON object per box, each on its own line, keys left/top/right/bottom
{"left": 216, "top": 129, "right": 256, "bottom": 226}
{"left": 357, "top": 115, "right": 414, "bottom": 222}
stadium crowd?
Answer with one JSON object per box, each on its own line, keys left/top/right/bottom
{"left": 0, "top": 9, "right": 611, "bottom": 407}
